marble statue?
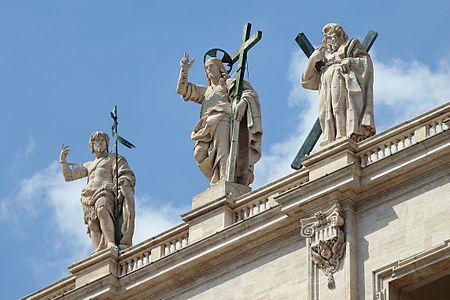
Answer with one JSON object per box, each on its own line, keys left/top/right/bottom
{"left": 60, "top": 131, "right": 136, "bottom": 252}
{"left": 176, "top": 52, "right": 262, "bottom": 186}
{"left": 301, "top": 23, "right": 375, "bottom": 146}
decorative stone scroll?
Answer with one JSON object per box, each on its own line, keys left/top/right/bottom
{"left": 300, "top": 204, "right": 345, "bottom": 289}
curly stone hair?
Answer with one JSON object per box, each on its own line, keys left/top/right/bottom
{"left": 322, "top": 23, "right": 348, "bottom": 44}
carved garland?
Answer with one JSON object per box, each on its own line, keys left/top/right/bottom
{"left": 300, "top": 204, "right": 345, "bottom": 289}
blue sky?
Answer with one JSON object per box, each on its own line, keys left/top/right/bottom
{"left": 1, "top": 1, "right": 449, "bottom": 298}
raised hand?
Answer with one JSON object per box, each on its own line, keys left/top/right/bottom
{"left": 60, "top": 144, "right": 70, "bottom": 163}
{"left": 310, "top": 46, "right": 326, "bottom": 63}
{"left": 180, "top": 52, "right": 195, "bottom": 72}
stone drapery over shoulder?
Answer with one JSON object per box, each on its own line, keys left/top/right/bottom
{"left": 301, "top": 23, "right": 375, "bottom": 147}
{"left": 177, "top": 54, "right": 262, "bottom": 186}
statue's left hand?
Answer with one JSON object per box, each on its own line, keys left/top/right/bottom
{"left": 234, "top": 100, "right": 248, "bottom": 121}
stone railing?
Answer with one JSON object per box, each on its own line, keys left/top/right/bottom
{"left": 161, "top": 231, "right": 189, "bottom": 256}
{"left": 233, "top": 169, "right": 309, "bottom": 222}
{"left": 358, "top": 130, "right": 415, "bottom": 167}
{"left": 357, "top": 103, "right": 450, "bottom": 167}
{"left": 234, "top": 197, "right": 272, "bottom": 222}
{"left": 118, "top": 249, "right": 152, "bottom": 277}
{"left": 118, "top": 223, "right": 189, "bottom": 277}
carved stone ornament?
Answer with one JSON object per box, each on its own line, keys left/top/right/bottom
{"left": 300, "top": 204, "right": 345, "bottom": 289}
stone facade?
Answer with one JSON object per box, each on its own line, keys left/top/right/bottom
{"left": 23, "top": 102, "right": 450, "bottom": 299}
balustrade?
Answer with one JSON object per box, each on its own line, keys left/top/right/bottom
{"left": 359, "top": 112, "right": 449, "bottom": 167}
{"left": 118, "top": 229, "right": 189, "bottom": 277}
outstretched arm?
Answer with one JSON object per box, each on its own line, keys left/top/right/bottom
{"left": 59, "top": 144, "right": 88, "bottom": 182}
{"left": 176, "top": 52, "right": 206, "bottom": 103}
{"left": 176, "top": 52, "right": 195, "bottom": 96}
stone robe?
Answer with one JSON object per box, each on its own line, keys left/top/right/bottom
{"left": 302, "top": 38, "right": 375, "bottom": 146}
{"left": 182, "top": 78, "right": 262, "bottom": 185}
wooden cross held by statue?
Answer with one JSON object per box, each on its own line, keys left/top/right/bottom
{"left": 290, "top": 29, "right": 378, "bottom": 170}
{"left": 226, "top": 23, "right": 262, "bottom": 182}
{"left": 110, "top": 105, "right": 135, "bottom": 246}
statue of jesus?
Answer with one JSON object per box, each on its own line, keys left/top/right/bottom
{"left": 176, "top": 52, "right": 262, "bottom": 186}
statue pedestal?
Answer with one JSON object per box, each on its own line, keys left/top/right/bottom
{"left": 302, "top": 139, "right": 358, "bottom": 181}
{"left": 183, "top": 181, "right": 251, "bottom": 243}
{"left": 68, "top": 247, "right": 119, "bottom": 292}
{"left": 191, "top": 181, "right": 251, "bottom": 209}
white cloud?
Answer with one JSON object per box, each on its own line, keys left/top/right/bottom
{"left": 9, "top": 161, "right": 184, "bottom": 250}
{"left": 254, "top": 51, "right": 450, "bottom": 187}
{"left": 11, "top": 161, "right": 90, "bottom": 254}
{"left": 24, "top": 137, "right": 37, "bottom": 157}
{"left": 0, "top": 199, "right": 10, "bottom": 222}
{"left": 10, "top": 137, "right": 37, "bottom": 171}
{"left": 374, "top": 57, "right": 450, "bottom": 130}
{"left": 1, "top": 160, "right": 184, "bottom": 284}
{"left": 253, "top": 54, "right": 316, "bottom": 187}
{"left": 134, "top": 195, "right": 185, "bottom": 244}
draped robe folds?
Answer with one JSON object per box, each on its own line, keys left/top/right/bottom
{"left": 182, "top": 78, "right": 262, "bottom": 185}
{"left": 301, "top": 38, "right": 375, "bottom": 146}
{"left": 80, "top": 154, "right": 136, "bottom": 247}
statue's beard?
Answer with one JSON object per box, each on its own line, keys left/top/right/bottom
{"left": 209, "top": 73, "right": 220, "bottom": 85}
{"left": 328, "top": 40, "right": 343, "bottom": 53}
{"left": 94, "top": 146, "right": 107, "bottom": 157}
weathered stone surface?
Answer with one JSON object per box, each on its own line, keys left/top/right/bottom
{"left": 186, "top": 181, "right": 250, "bottom": 243}
{"left": 191, "top": 181, "right": 251, "bottom": 209}
{"left": 176, "top": 53, "right": 262, "bottom": 186}
{"left": 25, "top": 103, "right": 450, "bottom": 300}
{"left": 69, "top": 247, "right": 119, "bottom": 288}
{"left": 301, "top": 203, "right": 346, "bottom": 289}
{"left": 301, "top": 23, "right": 375, "bottom": 147}
{"left": 60, "top": 131, "right": 136, "bottom": 253}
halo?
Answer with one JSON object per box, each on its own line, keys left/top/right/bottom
{"left": 203, "top": 48, "right": 233, "bottom": 74}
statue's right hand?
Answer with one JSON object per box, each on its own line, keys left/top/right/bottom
{"left": 60, "top": 144, "right": 70, "bottom": 162}
{"left": 310, "top": 48, "right": 326, "bottom": 63}
{"left": 180, "top": 52, "right": 195, "bottom": 72}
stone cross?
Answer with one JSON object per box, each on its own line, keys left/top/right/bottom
{"left": 226, "top": 23, "right": 262, "bottom": 182}
{"left": 290, "top": 30, "right": 378, "bottom": 170}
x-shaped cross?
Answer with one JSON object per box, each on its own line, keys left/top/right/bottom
{"left": 291, "top": 29, "right": 378, "bottom": 169}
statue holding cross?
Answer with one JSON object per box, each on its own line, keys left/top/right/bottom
{"left": 301, "top": 23, "right": 376, "bottom": 148}
{"left": 176, "top": 23, "right": 262, "bottom": 186}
